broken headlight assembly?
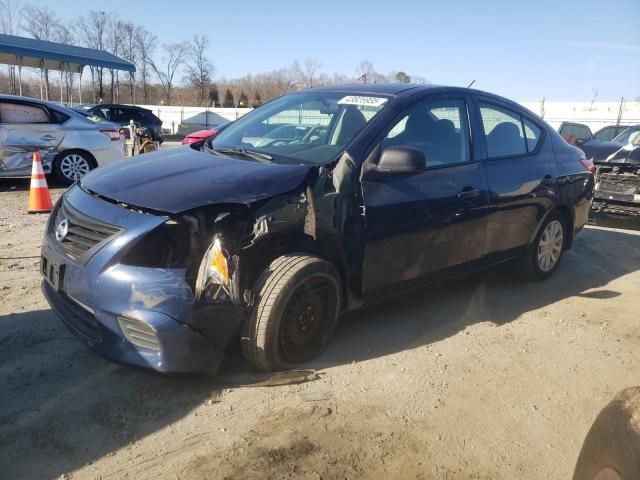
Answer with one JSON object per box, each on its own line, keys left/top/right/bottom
{"left": 195, "top": 237, "right": 232, "bottom": 303}
{"left": 121, "top": 220, "right": 191, "bottom": 268}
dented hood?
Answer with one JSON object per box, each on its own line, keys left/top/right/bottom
{"left": 80, "top": 147, "right": 311, "bottom": 213}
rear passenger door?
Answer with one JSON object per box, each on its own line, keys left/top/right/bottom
{"left": 476, "top": 98, "right": 558, "bottom": 259}
{"left": 361, "top": 94, "right": 489, "bottom": 295}
{"left": 0, "top": 100, "right": 64, "bottom": 176}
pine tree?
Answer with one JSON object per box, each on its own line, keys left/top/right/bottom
{"left": 238, "top": 90, "right": 249, "bottom": 108}
{"left": 222, "top": 89, "right": 235, "bottom": 108}
{"left": 208, "top": 84, "right": 220, "bottom": 107}
{"left": 253, "top": 91, "right": 262, "bottom": 107}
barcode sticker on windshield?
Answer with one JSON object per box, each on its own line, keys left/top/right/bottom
{"left": 337, "top": 96, "right": 388, "bottom": 107}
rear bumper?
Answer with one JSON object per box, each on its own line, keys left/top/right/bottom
{"left": 42, "top": 279, "right": 225, "bottom": 374}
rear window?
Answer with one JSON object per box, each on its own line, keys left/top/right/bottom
{"left": 0, "top": 102, "right": 50, "bottom": 124}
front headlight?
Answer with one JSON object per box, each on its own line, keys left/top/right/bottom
{"left": 195, "top": 237, "right": 230, "bottom": 302}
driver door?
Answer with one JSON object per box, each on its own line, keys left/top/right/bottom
{"left": 360, "top": 95, "right": 489, "bottom": 296}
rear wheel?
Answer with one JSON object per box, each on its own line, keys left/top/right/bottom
{"left": 241, "top": 255, "right": 341, "bottom": 371}
{"left": 521, "top": 211, "right": 566, "bottom": 280}
{"left": 53, "top": 150, "right": 94, "bottom": 185}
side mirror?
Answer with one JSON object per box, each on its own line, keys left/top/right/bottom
{"left": 376, "top": 146, "right": 427, "bottom": 174}
{"left": 575, "top": 138, "right": 589, "bottom": 147}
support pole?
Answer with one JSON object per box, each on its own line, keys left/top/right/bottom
{"left": 60, "top": 68, "right": 63, "bottom": 103}
{"left": 67, "top": 62, "right": 73, "bottom": 106}
{"left": 91, "top": 66, "right": 96, "bottom": 104}
{"left": 16, "top": 55, "right": 22, "bottom": 96}
{"left": 44, "top": 61, "right": 49, "bottom": 100}
{"left": 132, "top": 72, "right": 136, "bottom": 104}
{"left": 78, "top": 67, "right": 83, "bottom": 105}
{"left": 39, "top": 59, "right": 43, "bottom": 99}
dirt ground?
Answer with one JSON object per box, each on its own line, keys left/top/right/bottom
{"left": 1, "top": 178, "right": 639, "bottom": 480}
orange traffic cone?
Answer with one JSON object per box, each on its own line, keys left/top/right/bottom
{"left": 28, "top": 152, "right": 53, "bottom": 213}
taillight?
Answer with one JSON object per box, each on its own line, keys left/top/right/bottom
{"left": 580, "top": 158, "right": 595, "bottom": 175}
{"left": 100, "top": 129, "right": 121, "bottom": 141}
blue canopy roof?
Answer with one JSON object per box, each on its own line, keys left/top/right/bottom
{"left": 0, "top": 33, "right": 136, "bottom": 73}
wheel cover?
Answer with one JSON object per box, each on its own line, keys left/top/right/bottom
{"left": 60, "top": 154, "right": 90, "bottom": 181}
{"left": 537, "top": 219, "right": 563, "bottom": 272}
{"left": 279, "top": 275, "right": 337, "bottom": 364}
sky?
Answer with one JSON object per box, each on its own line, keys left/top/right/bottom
{"left": 35, "top": 0, "right": 640, "bottom": 101}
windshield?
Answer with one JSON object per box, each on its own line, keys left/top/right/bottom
{"left": 209, "top": 91, "right": 390, "bottom": 165}
{"left": 612, "top": 127, "right": 640, "bottom": 146}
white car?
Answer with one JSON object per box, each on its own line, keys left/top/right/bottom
{"left": 0, "top": 95, "right": 126, "bottom": 185}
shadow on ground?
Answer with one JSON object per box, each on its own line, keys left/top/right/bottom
{"left": 0, "top": 227, "right": 638, "bottom": 479}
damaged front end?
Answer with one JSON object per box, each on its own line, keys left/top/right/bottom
{"left": 591, "top": 146, "right": 640, "bottom": 221}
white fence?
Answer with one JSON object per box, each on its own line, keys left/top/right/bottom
{"left": 135, "top": 101, "right": 640, "bottom": 136}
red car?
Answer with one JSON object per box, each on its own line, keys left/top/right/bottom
{"left": 181, "top": 122, "right": 230, "bottom": 145}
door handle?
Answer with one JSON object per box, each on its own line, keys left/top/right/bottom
{"left": 542, "top": 175, "right": 555, "bottom": 187}
{"left": 41, "top": 135, "right": 57, "bottom": 141}
{"left": 457, "top": 187, "right": 481, "bottom": 200}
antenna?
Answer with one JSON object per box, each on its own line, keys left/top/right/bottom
{"left": 466, "top": 80, "right": 476, "bottom": 88}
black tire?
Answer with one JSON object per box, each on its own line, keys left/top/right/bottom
{"left": 241, "top": 254, "right": 341, "bottom": 372}
{"left": 521, "top": 211, "right": 567, "bottom": 281}
{"left": 53, "top": 150, "right": 95, "bottom": 185}
{"left": 572, "top": 387, "right": 640, "bottom": 480}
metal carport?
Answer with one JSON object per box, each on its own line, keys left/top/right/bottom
{"left": 0, "top": 33, "right": 136, "bottom": 104}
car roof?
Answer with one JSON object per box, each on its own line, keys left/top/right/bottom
{"left": 302, "top": 83, "right": 521, "bottom": 104}
{"left": 92, "top": 104, "right": 150, "bottom": 111}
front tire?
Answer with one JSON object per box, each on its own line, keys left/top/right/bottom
{"left": 521, "top": 211, "right": 566, "bottom": 280}
{"left": 53, "top": 150, "right": 94, "bottom": 185}
{"left": 241, "top": 255, "right": 341, "bottom": 372}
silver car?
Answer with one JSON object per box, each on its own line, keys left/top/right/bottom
{"left": 0, "top": 95, "right": 126, "bottom": 185}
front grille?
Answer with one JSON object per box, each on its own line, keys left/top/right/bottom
{"left": 54, "top": 201, "right": 122, "bottom": 262}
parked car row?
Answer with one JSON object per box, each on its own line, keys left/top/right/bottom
{"left": 40, "top": 84, "right": 593, "bottom": 375}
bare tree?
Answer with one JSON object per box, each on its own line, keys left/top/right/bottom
{"left": 106, "top": 15, "right": 125, "bottom": 102}
{"left": 76, "top": 10, "right": 108, "bottom": 101}
{"left": 135, "top": 27, "right": 156, "bottom": 104}
{"left": 1, "top": 0, "right": 21, "bottom": 94}
{"left": 589, "top": 87, "right": 599, "bottom": 111}
{"left": 0, "top": 0, "right": 21, "bottom": 35}
{"left": 293, "top": 58, "right": 322, "bottom": 88}
{"left": 119, "top": 21, "right": 137, "bottom": 103}
{"left": 21, "top": 5, "right": 61, "bottom": 98}
{"left": 55, "top": 24, "right": 75, "bottom": 102}
{"left": 185, "top": 35, "right": 214, "bottom": 106}
{"left": 151, "top": 42, "right": 189, "bottom": 105}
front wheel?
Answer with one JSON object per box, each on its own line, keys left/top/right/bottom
{"left": 53, "top": 150, "right": 94, "bottom": 185}
{"left": 241, "top": 255, "right": 341, "bottom": 372}
{"left": 521, "top": 211, "right": 567, "bottom": 280}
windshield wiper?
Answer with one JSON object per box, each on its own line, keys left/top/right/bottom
{"left": 208, "top": 147, "right": 273, "bottom": 163}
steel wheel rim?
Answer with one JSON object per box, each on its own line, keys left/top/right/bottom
{"left": 537, "top": 219, "right": 563, "bottom": 272}
{"left": 279, "top": 274, "right": 337, "bottom": 364}
{"left": 60, "top": 154, "right": 90, "bottom": 181}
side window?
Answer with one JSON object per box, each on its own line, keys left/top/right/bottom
{"left": 523, "top": 117, "right": 542, "bottom": 152}
{"left": 559, "top": 123, "right": 591, "bottom": 144}
{"left": 0, "top": 102, "right": 50, "bottom": 124}
{"left": 480, "top": 103, "right": 526, "bottom": 158}
{"left": 382, "top": 98, "right": 471, "bottom": 166}
{"left": 594, "top": 127, "right": 621, "bottom": 142}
